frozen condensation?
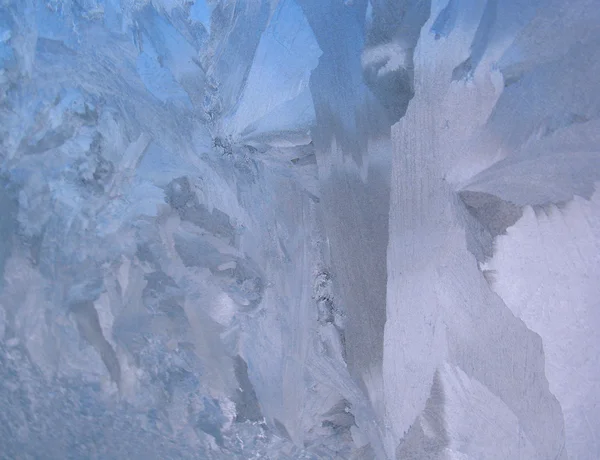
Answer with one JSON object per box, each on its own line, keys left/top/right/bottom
{"left": 0, "top": 0, "right": 598, "bottom": 458}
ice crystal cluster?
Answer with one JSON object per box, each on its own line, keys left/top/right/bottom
{"left": 0, "top": 0, "right": 599, "bottom": 458}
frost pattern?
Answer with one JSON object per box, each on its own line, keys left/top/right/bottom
{"left": 1, "top": 0, "right": 599, "bottom": 458}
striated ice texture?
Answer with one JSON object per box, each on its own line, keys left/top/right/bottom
{"left": 0, "top": 0, "right": 599, "bottom": 459}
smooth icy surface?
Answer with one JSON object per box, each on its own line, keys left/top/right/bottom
{"left": 1, "top": 0, "right": 599, "bottom": 459}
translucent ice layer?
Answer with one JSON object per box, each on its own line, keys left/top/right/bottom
{"left": 0, "top": 0, "right": 599, "bottom": 458}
